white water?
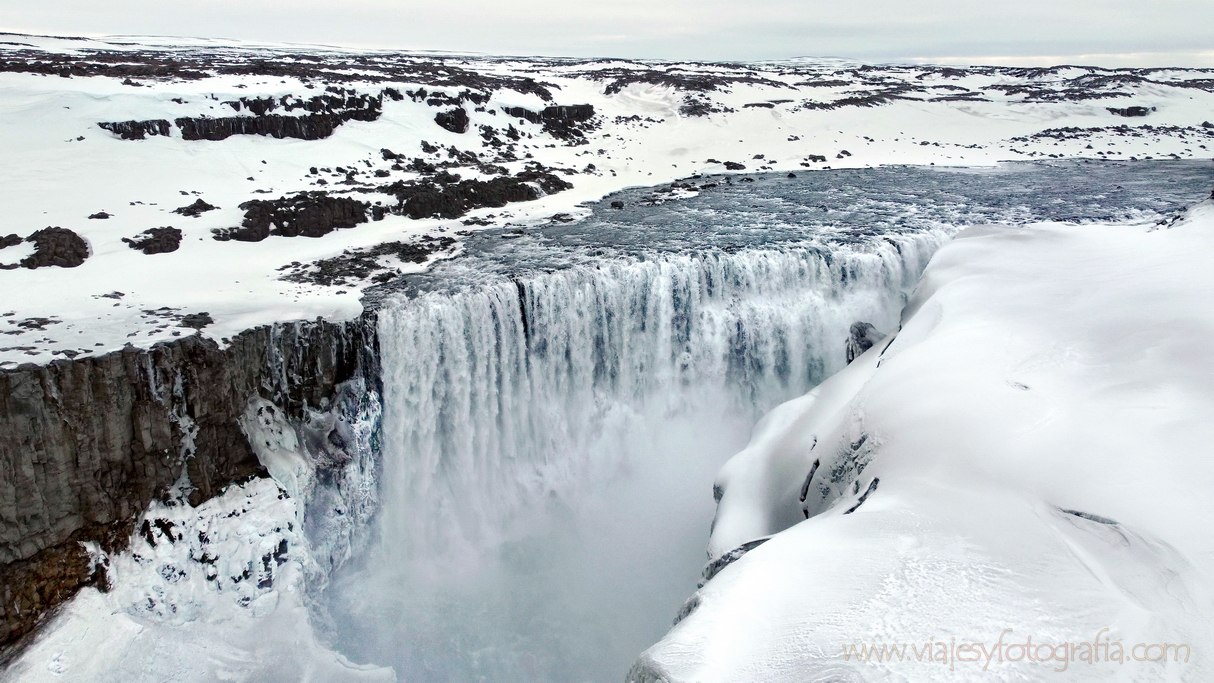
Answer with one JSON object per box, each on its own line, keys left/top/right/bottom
{"left": 325, "top": 233, "right": 949, "bottom": 680}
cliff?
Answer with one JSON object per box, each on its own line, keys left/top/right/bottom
{"left": 0, "top": 317, "right": 377, "bottom": 650}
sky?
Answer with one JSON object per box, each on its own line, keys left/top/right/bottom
{"left": 4, "top": 0, "right": 1214, "bottom": 66}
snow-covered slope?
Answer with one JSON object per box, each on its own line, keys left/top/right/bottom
{"left": 632, "top": 201, "right": 1214, "bottom": 681}
{"left": 2, "top": 33, "right": 1213, "bottom": 366}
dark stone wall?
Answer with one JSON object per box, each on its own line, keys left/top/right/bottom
{"left": 0, "top": 316, "right": 377, "bottom": 649}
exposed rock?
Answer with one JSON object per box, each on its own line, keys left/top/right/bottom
{"left": 17, "top": 228, "right": 90, "bottom": 269}
{"left": 382, "top": 170, "right": 572, "bottom": 220}
{"left": 434, "top": 107, "right": 470, "bottom": 134}
{"left": 123, "top": 227, "right": 182, "bottom": 255}
{"left": 845, "top": 321, "right": 885, "bottom": 364}
{"left": 213, "top": 192, "right": 369, "bottom": 242}
{"left": 0, "top": 319, "right": 376, "bottom": 649}
{"left": 501, "top": 104, "right": 596, "bottom": 140}
{"left": 173, "top": 199, "right": 218, "bottom": 217}
{"left": 87, "top": 211, "right": 111, "bottom": 220}
{"left": 97, "top": 119, "right": 172, "bottom": 140}
{"left": 723, "top": 161, "right": 746, "bottom": 171}
{"left": 178, "top": 312, "right": 213, "bottom": 330}
{"left": 173, "top": 92, "right": 382, "bottom": 142}
{"left": 0, "top": 234, "right": 20, "bottom": 249}
{"left": 1107, "top": 106, "right": 1153, "bottom": 117}
{"left": 610, "top": 200, "right": 625, "bottom": 210}
{"left": 280, "top": 236, "right": 458, "bottom": 287}
{"left": 701, "top": 538, "right": 770, "bottom": 586}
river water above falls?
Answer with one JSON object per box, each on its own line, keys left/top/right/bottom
{"left": 315, "top": 161, "right": 1214, "bottom": 681}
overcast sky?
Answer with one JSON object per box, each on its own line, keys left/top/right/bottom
{"left": 5, "top": 0, "right": 1214, "bottom": 66}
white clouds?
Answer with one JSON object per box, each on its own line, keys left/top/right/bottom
{"left": 3, "top": 0, "right": 1213, "bottom": 63}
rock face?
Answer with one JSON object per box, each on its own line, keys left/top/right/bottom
{"left": 97, "top": 119, "right": 172, "bottom": 140}
{"left": 0, "top": 227, "right": 90, "bottom": 270}
{"left": 382, "top": 171, "right": 572, "bottom": 220}
{"left": 1107, "top": 106, "right": 1154, "bottom": 117}
{"left": 501, "top": 104, "right": 596, "bottom": 140}
{"left": 123, "top": 226, "right": 182, "bottom": 254}
{"left": 434, "top": 107, "right": 470, "bottom": 134}
{"left": 845, "top": 321, "right": 885, "bottom": 364}
{"left": 0, "top": 318, "right": 377, "bottom": 650}
{"left": 173, "top": 198, "right": 218, "bottom": 217}
{"left": 213, "top": 193, "right": 369, "bottom": 242}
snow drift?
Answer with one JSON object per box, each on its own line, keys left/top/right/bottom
{"left": 633, "top": 202, "right": 1214, "bottom": 681}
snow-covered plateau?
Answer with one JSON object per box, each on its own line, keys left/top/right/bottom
{"left": 2, "top": 32, "right": 1214, "bottom": 683}
{"left": 1, "top": 33, "right": 1213, "bottom": 365}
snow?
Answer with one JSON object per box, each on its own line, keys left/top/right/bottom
{"left": 4, "top": 33, "right": 1214, "bottom": 680}
{"left": 634, "top": 203, "right": 1214, "bottom": 681}
{"left": 2, "top": 34, "right": 1213, "bottom": 366}
{"left": 3, "top": 478, "right": 392, "bottom": 682}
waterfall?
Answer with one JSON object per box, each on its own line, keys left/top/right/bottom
{"left": 373, "top": 232, "right": 947, "bottom": 560}
{"left": 323, "top": 229, "right": 951, "bottom": 680}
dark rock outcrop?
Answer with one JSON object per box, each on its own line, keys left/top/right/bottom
{"left": 174, "top": 91, "right": 383, "bottom": 142}
{"left": 281, "top": 236, "right": 458, "bottom": 287}
{"left": 0, "top": 234, "right": 20, "bottom": 249}
{"left": 173, "top": 199, "right": 218, "bottom": 217}
{"left": 501, "top": 104, "right": 596, "bottom": 140}
{"left": 723, "top": 161, "right": 746, "bottom": 171}
{"left": 1107, "top": 106, "right": 1153, "bottom": 117}
{"left": 213, "top": 193, "right": 369, "bottom": 242}
{"left": 434, "top": 107, "right": 470, "bottom": 134}
{"left": 87, "top": 212, "right": 111, "bottom": 220}
{"left": 845, "top": 321, "right": 884, "bottom": 364}
{"left": 123, "top": 227, "right": 182, "bottom": 254}
{"left": 97, "top": 119, "right": 172, "bottom": 140}
{"left": 0, "top": 319, "right": 376, "bottom": 649}
{"left": 2, "top": 228, "right": 91, "bottom": 270}
{"left": 176, "top": 112, "right": 353, "bottom": 141}
{"left": 382, "top": 171, "right": 571, "bottom": 220}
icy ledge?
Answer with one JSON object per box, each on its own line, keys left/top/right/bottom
{"left": 633, "top": 201, "right": 1214, "bottom": 681}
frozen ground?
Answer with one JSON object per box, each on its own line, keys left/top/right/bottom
{"left": 634, "top": 201, "right": 1214, "bottom": 682}
{"left": 2, "top": 33, "right": 1213, "bottom": 365}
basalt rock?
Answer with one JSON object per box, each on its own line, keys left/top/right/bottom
{"left": 1107, "top": 106, "right": 1154, "bottom": 117}
{"left": 97, "top": 119, "right": 172, "bottom": 140}
{"left": 173, "top": 198, "right": 218, "bottom": 217}
{"left": 434, "top": 107, "right": 470, "bottom": 134}
{"left": 382, "top": 170, "right": 572, "bottom": 220}
{"left": 0, "top": 319, "right": 377, "bottom": 650}
{"left": 501, "top": 104, "right": 596, "bottom": 140}
{"left": 175, "top": 92, "right": 382, "bottom": 141}
{"left": 17, "top": 228, "right": 90, "bottom": 269}
{"left": 123, "top": 227, "right": 182, "bottom": 255}
{"left": 213, "top": 193, "right": 369, "bottom": 242}
{"left": 177, "top": 112, "right": 353, "bottom": 141}
{"left": 845, "top": 321, "right": 885, "bottom": 364}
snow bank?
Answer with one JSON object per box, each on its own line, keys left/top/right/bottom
{"left": 635, "top": 203, "right": 1214, "bottom": 681}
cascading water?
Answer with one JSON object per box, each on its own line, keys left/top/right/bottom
{"left": 326, "top": 234, "right": 947, "bottom": 681}
{"left": 314, "top": 162, "right": 1214, "bottom": 681}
